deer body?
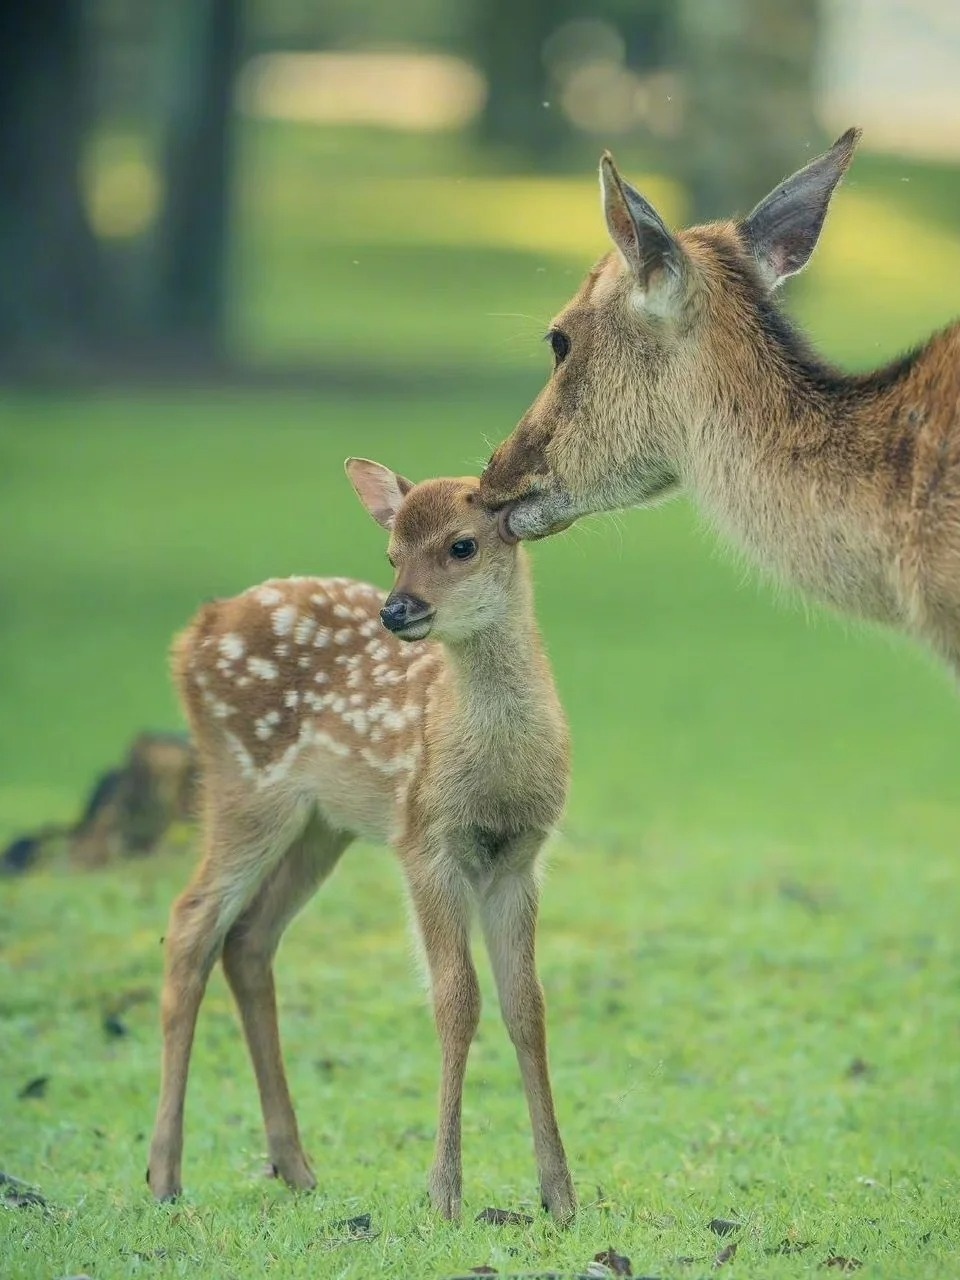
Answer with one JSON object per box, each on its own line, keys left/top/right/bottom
{"left": 147, "top": 471, "right": 575, "bottom": 1222}
{"left": 479, "top": 129, "right": 960, "bottom": 673}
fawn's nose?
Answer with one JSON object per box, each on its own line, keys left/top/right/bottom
{"left": 380, "top": 593, "right": 432, "bottom": 633}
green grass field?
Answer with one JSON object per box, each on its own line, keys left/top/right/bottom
{"left": 2, "top": 126, "right": 960, "bottom": 1278}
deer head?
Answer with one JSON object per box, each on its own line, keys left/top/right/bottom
{"left": 479, "top": 129, "right": 862, "bottom": 539}
{"left": 346, "top": 459, "right": 524, "bottom": 643}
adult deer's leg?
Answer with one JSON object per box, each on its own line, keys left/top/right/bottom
{"left": 221, "top": 812, "right": 351, "bottom": 1190}
{"left": 478, "top": 840, "right": 576, "bottom": 1223}
{"left": 403, "top": 854, "right": 479, "bottom": 1221}
{"left": 147, "top": 796, "right": 307, "bottom": 1200}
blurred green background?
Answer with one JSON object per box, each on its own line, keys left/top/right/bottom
{"left": 3, "top": 3, "right": 960, "bottom": 1277}
{"left": 5, "top": 0, "right": 960, "bottom": 838}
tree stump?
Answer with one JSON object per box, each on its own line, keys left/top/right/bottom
{"left": 1, "top": 733, "right": 198, "bottom": 874}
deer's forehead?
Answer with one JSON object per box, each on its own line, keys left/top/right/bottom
{"left": 554, "top": 255, "right": 630, "bottom": 334}
{"left": 392, "top": 483, "right": 484, "bottom": 553}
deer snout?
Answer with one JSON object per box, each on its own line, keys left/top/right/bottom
{"left": 380, "top": 592, "right": 435, "bottom": 638}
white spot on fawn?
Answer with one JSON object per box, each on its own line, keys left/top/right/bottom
{"left": 333, "top": 628, "right": 353, "bottom": 645}
{"left": 294, "top": 616, "right": 317, "bottom": 645}
{"left": 284, "top": 689, "right": 300, "bottom": 709}
{"left": 224, "top": 731, "right": 256, "bottom": 779}
{"left": 256, "top": 585, "right": 283, "bottom": 607}
{"left": 254, "top": 709, "right": 282, "bottom": 740}
{"left": 272, "top": 604, "right": 298, "bottom": 637}
{"left": 219, "top": 633, "right": 245, "bottom": 661}
{"left": 248, "top": 656, "right": 279, "bottom": 681}
{"left": 342, "top": 709, "right": 369, "bottom": 734}
{"left": 203, "top": 691, "right": 235, "bottom": 720}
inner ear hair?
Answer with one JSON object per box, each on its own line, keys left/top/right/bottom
{"left": 741, "top": 126, "right": 862, "bottom": 289}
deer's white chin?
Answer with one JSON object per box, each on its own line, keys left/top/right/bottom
{"left": 505, "top": 492, "right": 578, "bottom": 541}
{"left": 395, "top": 620, "right": 433, "bottom": 642}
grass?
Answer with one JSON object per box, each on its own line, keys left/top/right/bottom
{"left": 2, "top": 124, "right": 960, "bottom": 1277}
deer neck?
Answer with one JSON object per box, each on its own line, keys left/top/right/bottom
{"left": 439, "top": 560, "right": 548, "bottom": 736}
{"left": 683, "top": 311, "right": 935, "bottom": 618}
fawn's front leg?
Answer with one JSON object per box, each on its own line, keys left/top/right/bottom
{"left": 404, "top": 855, "right": 479, "bottom": 1221}
{"left": 479, "top": 843, "right": 576, "bottom": 1224}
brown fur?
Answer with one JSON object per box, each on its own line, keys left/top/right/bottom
{"left": 480, "top": 131, "right": 960, "bottom": 672}
{"left": 146, "top": 470, "right": 576, "bottom": 1223}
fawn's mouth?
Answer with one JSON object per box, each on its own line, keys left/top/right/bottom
{"left": 394, "top": 614, "right": 435, "bottom": 642}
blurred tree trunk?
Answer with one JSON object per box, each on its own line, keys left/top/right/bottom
{"left": 676, "top": 0, "right": 822, "bottom": 220}
{"left": 0, "top": 0, "right": 101, "bottom": 362}
{"left": 474, "top": 0, "right": 569, "bottom": 159}
{"left": 150, "top": 0, "right": 243, "bottom": 356}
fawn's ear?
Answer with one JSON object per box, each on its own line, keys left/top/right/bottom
{"left": 600, "top": 151, "right": 685, "bottom": 312}
{"left": 741, "top": 126, "right": 862, "bottom": 290}
{"left": 345, "top": 458, "right": 414, "bottom": 530}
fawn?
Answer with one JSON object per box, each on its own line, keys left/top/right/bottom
{"left": 146, "top": 460, "right": 576, "bottom": 1222}
{"left": 481, "top": 128, "right": 960, "bottom": 674}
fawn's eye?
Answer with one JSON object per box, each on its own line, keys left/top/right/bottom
{"left": 547, "top": 328, "right": 570, "bottom": 366}
{"left": 449, "top": 537, "right": 478, "bottom": 561}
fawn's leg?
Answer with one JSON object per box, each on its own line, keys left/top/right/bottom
{"left": 404, "top": 856, "right": 479, "bottom": 1221}
{"left": 222, "top": 813, "right": 351, "bottom": 1191}
{"left": 147, "top": 798, "right": 308, "bottom": 1200}
{"left": 478, "top": 844, "right": 576, "bottom": 1223}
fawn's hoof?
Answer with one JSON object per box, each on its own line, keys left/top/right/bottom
{"left": 146, "top": 1166, "right": 182, "bottom": 1203}
{"left": 269, "top": 1149, "right": 317, "bottom": 1192}
{"left": 540, "top": 1172, "right": 577, "bottom": 1225}
{"left": 429, "top": 1169, "right": 462, "bottom": 1221}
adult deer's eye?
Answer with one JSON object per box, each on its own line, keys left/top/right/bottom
{"left": 449, "top": 538, "right": 478, "bottom": 561}
{"left": 547, "top": 328, "right": 570, "bottom": 366}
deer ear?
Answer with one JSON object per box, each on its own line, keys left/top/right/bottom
{"left": 600, "top": 151, "right": 685, "bottom": 309}
{"left": 741, "top": 127, "right": 861, "bottom": 290}
{"left": 344, "top": 458, "right": 414, "bottom": 530}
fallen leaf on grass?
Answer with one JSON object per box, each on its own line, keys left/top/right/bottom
{"left": 327, "top": 1212, "right": 373, "bottom": 1236}
{"left": 708, "top": 1218, "right": 741, "bottom": 1237}
{"left": 18, "top": 1076, "right": 49, "bottom": 1100}
{"left": 766, "top": 1239, "right": 812, "bottom": 1256}
{"left": 823, "top": 1258, "right": 862, "bottom": 1272}
{"left": 594, "top": 1247, "right": 632, "bottom": 1275}
{"left": 846, "top": 1057, "right": 871, "bottom": 1079}
{"left": 103, "top": 1013, "right": 128, "bottom": 1038}
{"left": 0, "top": 1171, "right": 47, "bottom": 1210}
{"left": 713, "top": 1242, "right": 737, "bottom": 1268}
{"left": 317, "top": 1210, "right": 379, "bottom": 1247}
{"left": 778, "top": 878, "right": 828, "bottom": 914}
{"left": 475, "top": 1207, "right": 534, "bottom": 1226}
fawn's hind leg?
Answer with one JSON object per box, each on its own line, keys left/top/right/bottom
{"left": 147, "top": 795, "right": 310, "bottom": 1201}
{"left": 221, "top": 811, "right": 352, "bottom": 1191}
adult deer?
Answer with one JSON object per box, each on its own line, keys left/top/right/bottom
{"left": 481, "top": 129, "right": 960, "bottom": 671}
{"left": 146, "top": 462, "right": 575, "bottom": 1222}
